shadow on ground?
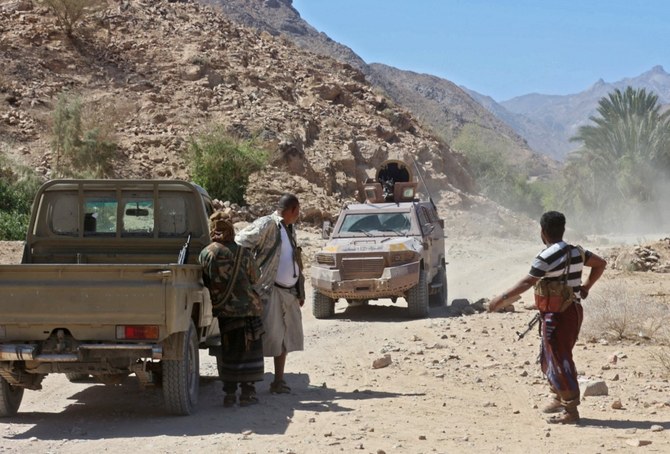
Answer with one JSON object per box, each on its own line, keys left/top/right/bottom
{"left": 6, "top": 372, "right": 422, "bottom": 440}
{"left": 328, "top": 298, "right": 459, "bottom": 322}
{"left": 578, "top": 418, "right": 670, "bottom": 430}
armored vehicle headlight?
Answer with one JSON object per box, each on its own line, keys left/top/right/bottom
{"left": 391, "top": 250, "right": 417, "bottom": 264}
{"left": 316, "top": 253, "right": 336, "bottom": 266}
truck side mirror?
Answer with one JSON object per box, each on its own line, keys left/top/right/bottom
{"left": 322, "top": 220, "right": 332, "bottom": 239}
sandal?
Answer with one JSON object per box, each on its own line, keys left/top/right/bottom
{"left": 270, "top": 379, "right": 291, "bottom": 394}
{"left": 542, "top": 399, "right": 564, "bottom": 414}
{"left": 223, "top": 394, "right": 237, "bottom": 407}
{"left": 547, "top": 411, "right": 580, "bottom": 425}
{"left": 239, "top": 393, "right": 259, "bottom": 407}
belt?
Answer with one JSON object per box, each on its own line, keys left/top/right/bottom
{"left": 274, "top": 282, "right": 296, "bottom": 290}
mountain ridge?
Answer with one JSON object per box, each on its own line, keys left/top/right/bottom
{"left": 493, "top": 65, "right": 670, "bottom": 160}
{"left": 200, "top": 1, "right": 669, "bottom": 162}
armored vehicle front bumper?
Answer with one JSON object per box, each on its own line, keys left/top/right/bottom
{"left": 311, "top": 260, "right": 420, "bottom": 299}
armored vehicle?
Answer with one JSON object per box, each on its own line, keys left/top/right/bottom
{"left": 311, "top": 160, "right": 447, "bottom": 319}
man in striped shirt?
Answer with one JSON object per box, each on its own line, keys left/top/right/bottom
{"left": 489, "top": 211, "right": 606, "bottom": 424}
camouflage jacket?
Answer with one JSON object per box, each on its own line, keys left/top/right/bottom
{"left": 198, "top": 241, "right": 262, "bottom": 317}
{"left": 235, "top": 211, "right": 305, "bottom": 300}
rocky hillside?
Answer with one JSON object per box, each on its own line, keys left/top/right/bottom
{"left": 0, "top": 0, "right": 478, "bottom": 220}
{"left": 199, "top": 0, "right": 557, "bottom": 177}
{"left": 198, "top": 0, "right": 367, "bottom": 71}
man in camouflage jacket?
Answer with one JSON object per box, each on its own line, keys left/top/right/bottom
{"left": 200, "top": 211, "right": 264, "bottom": 407}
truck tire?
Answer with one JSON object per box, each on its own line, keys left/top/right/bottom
{"left": 312, "top": 291, "right": 335, "bottom": 319}
{"left": 163, "top": 320, "right": 199, "bottom": 415}
{"left": 0, "top": 377, "right": 23, "bottom": 417}
{"left": 407, "top": 269, "right": 429, "bottom": 318}
{"left": 65, "top": 373, "right": 89, "bottom": 382}
{"left": 429, "top": 266, "right": 448, "bottom": 307}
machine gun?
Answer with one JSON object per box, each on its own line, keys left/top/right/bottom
{"left": 177, "top": 233, "right": 191, "bottom": 265}
{"left": 516, "top": 312, "right": 541, "bottom": 341}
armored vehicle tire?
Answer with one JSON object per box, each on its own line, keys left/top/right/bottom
{"left": 407, "top": 269, "right": 429, "bottom": 318}
{"left": 98, "top": 373, "right": 129, "bottom": 385}
{"left": 0, "top": 376, "right": 23, "bottom": 417}
{"left": 429, "top": 266, "right": 448, "bottom": 307}
{"left": 163, "top": 320, "right": 199, "bottom": 416}
{"left": 65, "top": 373, "right": 89, "bottom": 382}
{"left": 313, "top": 291, "right": 335, "bottom": 319}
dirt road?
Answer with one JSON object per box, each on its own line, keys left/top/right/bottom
{"left": 1, "top": 235, "right": 669, "bottom": 453}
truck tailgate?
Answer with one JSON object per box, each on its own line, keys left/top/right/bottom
{"left": 0, "top": 264, "right": 172, "bottom": 340}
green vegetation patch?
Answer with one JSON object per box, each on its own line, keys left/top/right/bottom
{"left": 189, "top": 129, "right": 269, "bottom": 205}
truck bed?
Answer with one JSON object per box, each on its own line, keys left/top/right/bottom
{"left": 0, "top": 263, "right": 204, "bottom": 342}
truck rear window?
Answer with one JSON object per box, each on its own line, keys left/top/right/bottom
{"left": 158, "top": 195, "right": 188, "bottom": 237}
{"left": 84, "top": 195, "right": 118, "bottom": 236}
{"left": 40, "top": 186, "right": 197, "bottom": 238}
{"left": 122, "top": 198, "right": 154, "bottom": 236}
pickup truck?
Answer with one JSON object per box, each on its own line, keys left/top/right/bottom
{"left": 0, "top": 179, "right": 218, "bottom": 416}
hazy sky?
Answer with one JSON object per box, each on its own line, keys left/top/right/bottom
{"left": 292, "top": 0, "right": 669, "bottom": 102}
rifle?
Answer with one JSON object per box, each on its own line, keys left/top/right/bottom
{"left": 516, "top": 312, "right": 541, "bottom": 341}
{"left": 177, "top": 233, "right": 191, "bottom": 265}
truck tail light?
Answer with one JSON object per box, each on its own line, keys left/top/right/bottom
{"left": 116, "top": 325, "right": 159, "bottom": 340}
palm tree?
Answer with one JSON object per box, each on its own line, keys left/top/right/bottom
{"left": 566, "top": 87, "right": 670, "bottom": 227}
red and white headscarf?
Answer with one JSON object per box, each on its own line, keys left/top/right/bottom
{"left": 208, "top": 211, "right": 235, "bottom": 243}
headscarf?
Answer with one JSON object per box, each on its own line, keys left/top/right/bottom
{"left": 209, "top": 211, "right": 235, "bottom": 243}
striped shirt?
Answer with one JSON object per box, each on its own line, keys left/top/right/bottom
{"left": 529, "top": 241, "right": 592, "bottom": 299}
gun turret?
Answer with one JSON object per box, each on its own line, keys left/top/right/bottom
{"left": 363, "top": 160, "right": 417, "bottom": 203}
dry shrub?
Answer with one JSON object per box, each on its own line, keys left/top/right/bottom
{"left": 581, "top": 281, "right": 670, "bottom": 341}
{"left": 648, "top": 324, "right": 670, "bottom": 378}
{"left": 40, "top": 0, "right": 108, "bottom": 37}
{"left": 81, "top": 97, "right": 125, "bottom": 145}
{"left": 51, "top": 91, "right": 118, "bottom": 178}
{"left": 650, "top": 348, "right": 670, "bottom": 378}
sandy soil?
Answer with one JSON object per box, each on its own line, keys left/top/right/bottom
{"left": 0, "top": 231, "right": 669, "bottom": 453}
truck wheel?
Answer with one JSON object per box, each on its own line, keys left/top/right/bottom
{"left": 163, "top": 320, "right": 199, "bottom": 415}
{"left": 429, "top": 266, "right": 448, "bottom": 307}
{"left": 407, "top": 269, "right": 429, "bottom": 318}
{"left": 65, "top": 373, "right": 89, "bottom": 382}
{"left": 0, "top": 377, "right": 23, "bottom": 417}
{"left": 312, "top": 291, "right": 335, "bottom": 319}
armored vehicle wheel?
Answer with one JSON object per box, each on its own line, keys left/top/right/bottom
{"left": 429, "top": 266, "right": 448, "bottom": 307}
{"left": 0, "top": 377, "right": 23, "bottom": 417}
{"left": 163, "top": 320, "right": 199, "bottom": 415}
{"left": 407, "top": 269, "right": 429, "bottom": 318}
{"left": 65, "top": 373, "right": 89, "bottom": 382}
{"left": 98, "top": 373, "right": 129, "bottom": 385}
{"left": 313, "top": 291, "right": 335, "bottom": 319}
